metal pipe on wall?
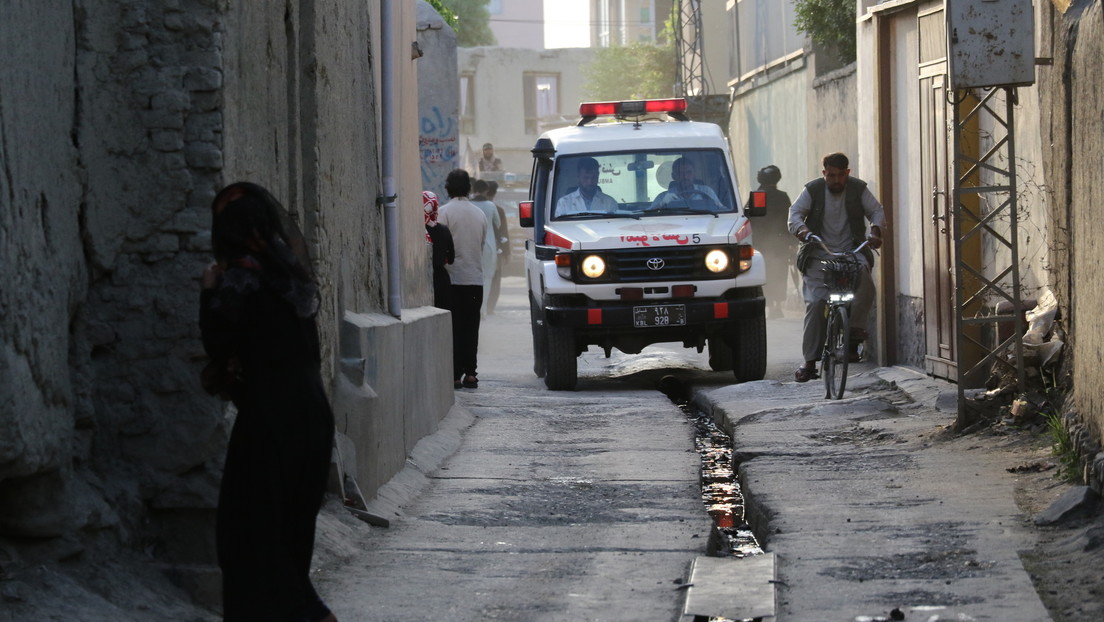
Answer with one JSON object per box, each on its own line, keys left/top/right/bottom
{"left": 381, "top": 0, "right": 403, "bottom": 318}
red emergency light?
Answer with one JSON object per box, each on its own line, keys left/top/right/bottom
{"left": 578, "top": 99, "right": 689, "bottom": 123}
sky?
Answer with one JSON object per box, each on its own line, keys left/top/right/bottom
{"left": 543, "top": 0, "right": 591, "bottom": 48}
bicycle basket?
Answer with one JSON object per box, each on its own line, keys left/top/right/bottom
{"left": 822, "top": 256, "right": 863, "bottom": 295}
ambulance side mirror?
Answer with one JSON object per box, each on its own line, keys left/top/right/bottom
{"left": 519, "top": 200, "right": 534, "bottom": 228}
{"left": 745, "top": 191, "right": 767, "bottom": 217}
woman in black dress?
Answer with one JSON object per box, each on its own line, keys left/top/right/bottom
{"left": 199, "top": 182, "right": 336, "bottom": 622}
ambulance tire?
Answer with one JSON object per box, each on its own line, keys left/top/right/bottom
{"left": 708, "top": 336, "right": 734, "bottom": 371}
{"left": 732, "top": 313, "right": 767, "bottom": 383}
{"left": 544, "top": 326, "right": 578, "bottom": 391}
{"left": 530, "top": 295, "right": 547, "bottom": 378}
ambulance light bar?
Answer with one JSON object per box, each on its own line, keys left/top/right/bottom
{"left": 577, "top": 99, "right": 689, "bottom": 125}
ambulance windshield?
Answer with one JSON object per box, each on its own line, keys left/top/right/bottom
{"left": 550, "top": 149, "right": 737, "bottom": 220}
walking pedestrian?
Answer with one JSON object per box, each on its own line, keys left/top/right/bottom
{"left": 470, "top": 179, "right": 501, "bottom": 316}
{"left": 199, "top": 182, "right": 337, "bottom": 622}
{"left": 438, "top": 169, "right": 487, "bottom": 389}
{"left": 751, "top": 165, "right": 794, "bottom": 319}
{"left": 485, "top": 180, "right": 510, "bottom": 314}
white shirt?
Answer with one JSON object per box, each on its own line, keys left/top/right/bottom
{"left": 555, "top": 188, "right": 620, "bottom": 216}
{"left": 650, "top": 183, "right": 722, "bottom": 208}
{"left": 438, "top": 197, "right": 487, "bottom": 286}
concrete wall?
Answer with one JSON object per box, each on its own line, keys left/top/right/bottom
{"left": 418, "top": 3, "right": 461, "bottom": 202}
{"left": 808, "top": 65, "right": 858, "bottom": 181}
{"left": 728, "top": 67, "right": 810, "bottom": 198}
{"left": 458, "top": 46, "right": 596, "bottom": 175}
{"left": 0, "top": 0, "right": 454, "bottom": 576}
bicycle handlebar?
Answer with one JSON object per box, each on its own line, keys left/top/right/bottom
{"left": 806, "top": 234, "right": 871, "bottom": 258}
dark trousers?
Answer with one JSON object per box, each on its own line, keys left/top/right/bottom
{"left": 450, "top": 284, "right": 483, "bottom": 379}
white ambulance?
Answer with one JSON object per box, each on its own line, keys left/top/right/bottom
{"left": 520, "top": 98, "right": 769, "bottom": 390}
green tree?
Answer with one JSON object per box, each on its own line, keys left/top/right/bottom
{"left": 581, "top": 43, "right": 677, "bottom": 101}
{"left": 429, "top": 0, "right": 496, "bottom": 47}
{"left": 581, "top": 6, "right": 678, "bottom": 102}
{"left": 793, "top": 0, "right": 856, "bottom": 65}
{"left": 426, "top": 0, "right": 458, "bottom": 30}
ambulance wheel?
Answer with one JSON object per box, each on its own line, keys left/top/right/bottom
{"left": 708, "top": 336, "right": 734, "bottom": 371}
{"left": 544, "top": 326, "right": 578, "bottom": 391}
{"left": 732, "top": 314, "right": 767, "bottom": 382}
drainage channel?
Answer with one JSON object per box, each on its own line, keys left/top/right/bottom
{"left": 680, "top": 400, "right": 763, "bottom": 559}
{"left": 662, "top": 377, "right": 766, "bottom": 622}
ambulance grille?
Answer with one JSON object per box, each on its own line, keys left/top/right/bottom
{"left": 608, "top": 247, "right": 718, "bottom": 282}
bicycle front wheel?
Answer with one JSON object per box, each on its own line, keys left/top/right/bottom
{"left": 822, "top": 305, "right": 850, "bottom": 399}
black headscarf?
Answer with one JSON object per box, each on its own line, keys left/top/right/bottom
{"left": 211, "top": 182, "right": 320, "bottom": 318}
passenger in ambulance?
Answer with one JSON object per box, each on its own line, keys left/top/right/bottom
{"left": 555, "top": 157, "right": 620, "bottom": 217}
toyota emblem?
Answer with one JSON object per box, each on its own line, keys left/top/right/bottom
{"left": 646, "top": 258, "right": 665, "bottom": 271}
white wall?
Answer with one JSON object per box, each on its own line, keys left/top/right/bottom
{"left": 489, "top": 0, "right": 546, "bottom": 49}
{"left": 729, "top": 69, "right": 810, "bottom": 206}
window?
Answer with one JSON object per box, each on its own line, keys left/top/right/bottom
{"left": 459, "top": 74, "right": 474, "bottom": 134}
{"left": 523, "top": 73, "right": 559, "bottom": 134}
{"left": 728, "top": 0, "right": 804, "bottom": 82}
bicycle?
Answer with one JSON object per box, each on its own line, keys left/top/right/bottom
{"left": 807, "top": 236, "right": 871, "bottom": 399}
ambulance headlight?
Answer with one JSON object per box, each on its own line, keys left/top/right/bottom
{"left": 580, "top": 255, "right": 606, "bottom": 279}
{"left": 704, "top": 249, "right": 730, "bottom": 273}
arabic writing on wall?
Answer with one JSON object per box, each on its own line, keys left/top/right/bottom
{"left": 419, "top": 106, "right": 458, "bottom": 189}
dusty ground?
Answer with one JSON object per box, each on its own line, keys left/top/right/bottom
{"left": 999, "top": 431, "right": 1104, "bottom": 622}
{"left": 1, "top": 420, "right": 1101, "bottom": 621}
{"left": 941, "top": 418, "right": 1104, "bottom": 622}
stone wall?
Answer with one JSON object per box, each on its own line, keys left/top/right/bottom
{"left": 0, "top": 0, "right": 454, "bottom": 576}
{"left": 2, "top": 0, "right": 229, "bottom": 557}
{"left": 1, "top": 1, "right": 93, "bottom": 542}
{"left": 1038, "top": 0, "right": 1104, "bottom": 484}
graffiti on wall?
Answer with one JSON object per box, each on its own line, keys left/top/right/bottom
{"left": 419, "top": 106, "right": 458, "bottom": 194}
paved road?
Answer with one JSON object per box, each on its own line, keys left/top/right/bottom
{"left": 317, "top": 278, "right": 741, "bottom": 621}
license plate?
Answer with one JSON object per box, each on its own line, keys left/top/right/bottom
{"left": 633, "top": 304, "right": 686, "bottom": 328}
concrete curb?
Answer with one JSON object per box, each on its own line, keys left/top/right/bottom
{"left": 362, "top": 402, "right": 476, "bottom": 525}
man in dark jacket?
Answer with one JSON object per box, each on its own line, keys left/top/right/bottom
{"left": 787, "top": 153, "right": 886, "bottom": 383}
{"left": 752, "top": 165, "right": 793, "bottom": 319}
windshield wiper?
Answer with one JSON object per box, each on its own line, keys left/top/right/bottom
{"left": 641, "top": 206, "right": 719, "bottom": 218}
{"left": 555, "top": 211, "right": 640, "bottom": 221}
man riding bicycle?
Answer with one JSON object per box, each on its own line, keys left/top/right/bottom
{"left": 788, "top": 152, "right": 886, "bottom": 383}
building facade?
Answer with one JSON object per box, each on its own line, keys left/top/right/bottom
{"left": 488, "top": 0, "right": 547, "bottom": 49}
